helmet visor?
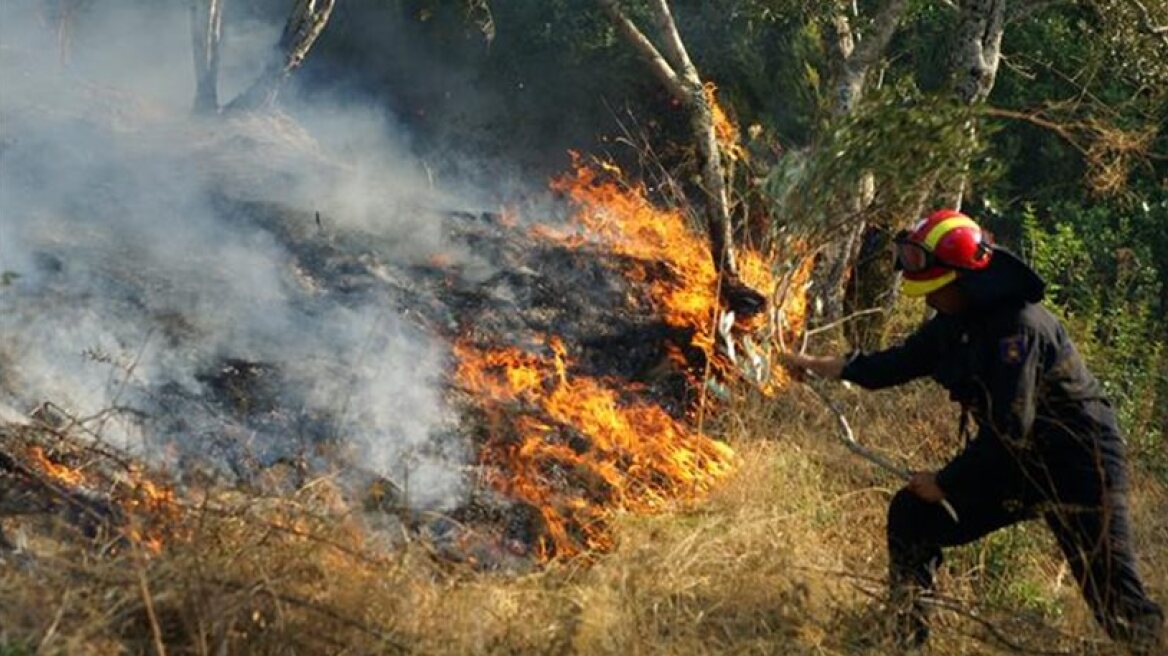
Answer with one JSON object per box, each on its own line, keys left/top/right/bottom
{"left": 895, "top": 240, "right": 932, "bottom": 273}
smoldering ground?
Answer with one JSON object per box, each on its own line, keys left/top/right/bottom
{"left": 0, "top": 1, "right": 498, "bottom": 511}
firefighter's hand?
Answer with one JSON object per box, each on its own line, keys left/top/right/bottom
{"left": 775, "top": 352, "right": 807, "bottom": 381}
{"left": 907, "top": 471, "right": 946, "bottom": 503}
{"left": 776, "top": 352, "right": 845, "bottom": 380}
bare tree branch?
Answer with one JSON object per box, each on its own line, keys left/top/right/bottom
{"left": 982, "top": 106, "right": 1085, "bottom": 153}
{"left": 190, "top": 0, "right": 224, "bottom": 114}
{"left": 595, "top": 0, "right": 686, "bottom": 100}
{"left": 226, "top": 0, "right": 336, "bottom": 113}
{"left": 647, "top": 0, "right": 700, "bottom": 86}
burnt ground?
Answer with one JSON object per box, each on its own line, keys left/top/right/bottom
{"left": 0, "top": 192, "right": 720, "bottom": 568}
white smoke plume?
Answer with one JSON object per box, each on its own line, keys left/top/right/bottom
{"left": 0, "top": 0, "right": 472, "bottom": 510}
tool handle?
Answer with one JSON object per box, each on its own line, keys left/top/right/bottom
{"left": 940, "top": 499, "right": 960, "bottom": 523}
{"left": 803, "top": 379, "right": 961, "bottom": 524}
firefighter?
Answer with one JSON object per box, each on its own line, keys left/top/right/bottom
{"left": 779, "top": 210, "right": 1164, "bottom": 653}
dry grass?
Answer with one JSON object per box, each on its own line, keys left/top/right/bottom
{"left": 1, "top": 382, "right": 1164, "bottom": 655}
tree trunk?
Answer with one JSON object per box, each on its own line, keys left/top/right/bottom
{"left": 642, "top": 0, "right": 735, "bottom": 275}
{"left": 843, "top": 224, "right": 895, "bottom": 349}
{"left": 946, "top": 0, "right": 1006, "bottom": 207}
{"left": 190, "top": 0, "right": 224, "bottom": 115}
{"left": 225, "top": 0, "right": 336, "bottom": 113}
{"left": 953, "top": 0, "right": 1006, "bottom": 106}
{"left": 842, "top": 179, "right": 933, "bottom": 348}
{"left": 690, "top": 89, "right": 737, "bottom": 275}
{"left": 595, "top": 0, "right": 738, "bottom": 278}
{"left": 808, "top": 0, "right": 906, "bottom": 329}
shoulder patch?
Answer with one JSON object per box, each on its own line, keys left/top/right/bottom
{"left": 999, "top": 334, "right": 1027, "bottom": 364}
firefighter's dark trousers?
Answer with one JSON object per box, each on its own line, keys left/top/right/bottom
{"left": 887, "top": 464, "right": 1163, "bottom": 649}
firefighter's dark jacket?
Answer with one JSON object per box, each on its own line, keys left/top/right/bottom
{"left": 840, "top": 256, "right": 1125, "bottom": 506}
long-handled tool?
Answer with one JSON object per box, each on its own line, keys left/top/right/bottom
{"left": 714, "top": 309, "right": 959, "bottom": 523}
{"left": 802, "top": 378, "right": 960, "bottom": 523}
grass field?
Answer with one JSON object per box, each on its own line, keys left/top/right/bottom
{"left": 2, "top": 376, "right": 1163, "bottom": 655}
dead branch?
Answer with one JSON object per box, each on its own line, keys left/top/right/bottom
{"left": 647, "top": 0, "right": 699, "bottom": 86}
{"left": 182, "top": 498, "right": 395, "bottom": 569}
{"left": 0, "top": 431, "right": 121, "bottom": 530}
{"left": 982, "top": 106, "right": 1157, "bottom": 195}
{"left": 594, "top": 0, "right": 686, "bottom": 100}
{"left": 923, "top": 596, "right": 1084, "bottom": 656}
{"left": 190, "top": 0, "right": 224, "bottom": 114}
{"left": 982, "top": 107, "right": 1088, "bottom": 154}
{"left": 226, "top": 0, "right": 336, "bottom": 112}
{"left": 136, "top": 555, "right": 168, "bottom": 656}
{"left": 202, "top": 577, "right": 412, "bottom": 653}
{"left": 801, "top": 307, "right": 885, "bottom": 337}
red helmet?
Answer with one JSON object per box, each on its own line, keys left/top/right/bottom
{"left": 895, "top": 209, "right": 992, "bottom": 297}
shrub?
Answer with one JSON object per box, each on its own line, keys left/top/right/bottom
{"left": 1018, "top": 203, "right": 1167, "bottom": 479}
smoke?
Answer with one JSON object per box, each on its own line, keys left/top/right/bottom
{"left": 0, "top": 1, "right": 473, "bottom": 510}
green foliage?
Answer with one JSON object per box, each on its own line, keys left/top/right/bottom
{"left": 670, "top": 0, "right": 827, "bottom": 144}
{"left": 1019, "top": 203, "right": 1167, "bottom": 477}
{"left": 894, "top": 0, "right": 959, "bottom": 92}
{"left": 949, "top": 523, "right": 1064, "bottom": 619}
{"left": 975, "top": 1, "right": 1166, "bottom": 202}
{"left": 764, "top": 80, "right": 982, "bottom": 242}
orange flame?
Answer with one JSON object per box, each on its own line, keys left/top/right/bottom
{"left": 27, "top": 446, "right": 88, "bottom": 487}
{"left": 455, "top": 337, "right": 733, "bottom": 558}
{"left": 26, "top": 446, "right": 180, "bottom": 554}
{"left": 119, "top": 472, "right": 181, "bottom": 554}
{"left": 546, "top": 161, "right": 718, "bottom": 351}
{"left": 704, "top": 83, "right": 747, "bottom": 164}
{"left": 545, "top": 157, "right": 791, "bottom": 358}
{"left": 453, "top": 157, "right": 810, "bottom": 560}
